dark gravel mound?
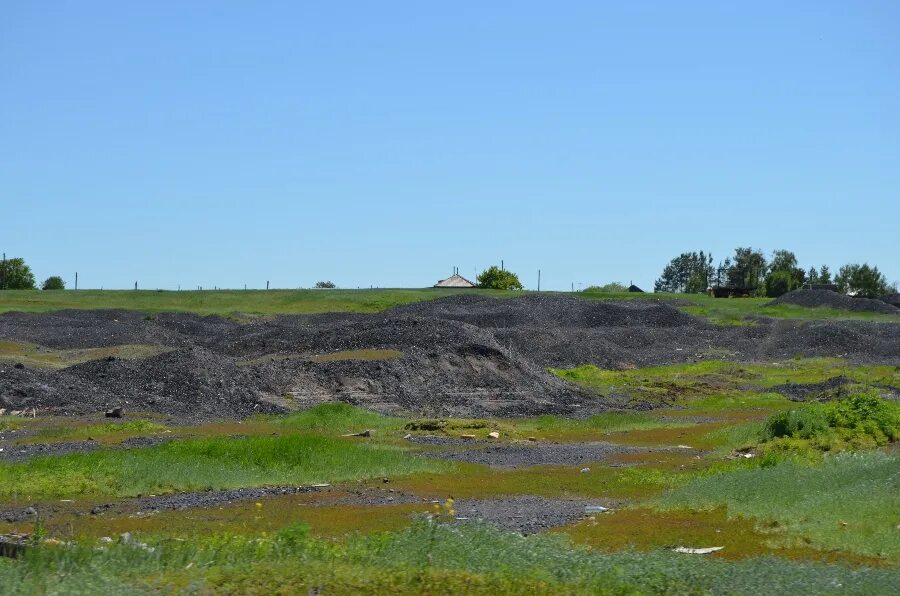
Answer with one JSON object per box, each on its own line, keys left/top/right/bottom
{"left": 882, "top": 293, "right": 900, "bottom": 309}
{"left": 2, "top": 294, "right": 899, "bottom": 420}
{"left": 391, "top": 294, "right": 696, "bottom": 329}
{"left": 61, "top": 347, "right": 282, "bottom": 419}
{"left": 0, "top": 309, "right": 182, "bottom": 349}
{"left": 769, "top": 289, "right": 900, "bottom": 315}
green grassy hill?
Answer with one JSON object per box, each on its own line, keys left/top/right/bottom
{"left": 0, "top": 288, "right": 897, "bottom": 323}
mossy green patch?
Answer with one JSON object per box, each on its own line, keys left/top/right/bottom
{"left": 0, "top": 340, "right": 172, "bottom": 369}
{"left": 552, "top": 359, "right": 900, "bottom": 407}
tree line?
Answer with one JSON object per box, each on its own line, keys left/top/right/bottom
{"left": 0, "top": 256, "right": 65, "bottom": 290}
{"left": 654, "top": 248, "right": 895, "bottom": 298}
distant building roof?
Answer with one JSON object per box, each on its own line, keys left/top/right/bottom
{"left": 627, "top": 284, "right": 644, "bottom": 293}
{"left": 434, "top": 273, "right": 476, "bottom": 288}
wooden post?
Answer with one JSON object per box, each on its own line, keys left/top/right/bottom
{"left": 75, "top": 272, "right": 78, "bottom": 290}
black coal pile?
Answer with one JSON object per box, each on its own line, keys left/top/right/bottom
{"left": 882, "top": 293, "right": 900, "bottom": 309}
{"left": 1, "top": 294, "right": 899, "bottom": 420}
{"left": 769, "top": 289, "right": 900, "bottom": 315}
{"left": 61, "top": 347, "right": 282, "bottom": 419}
{"left": 0, "top": 309, "right": 182, "bottom": 349}
{"left": 390, "top": 293, "right": 696, "bottom": 329}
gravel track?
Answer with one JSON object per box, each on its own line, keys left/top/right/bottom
{"left": 421, "top": 441, "right": 647, "bottom": 467}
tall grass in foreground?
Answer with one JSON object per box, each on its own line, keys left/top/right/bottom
{"left": 1, "top": 522, "right": 896, "bottom": 595}
{"left": 0, "top": 434, "right": 451, "bottom": 500}
{"left": 655, "top": 452, "right": 900, "bottom": 559}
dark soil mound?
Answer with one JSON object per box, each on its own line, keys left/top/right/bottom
{"left": 2, "top": 294, "right": 899, "bottom": 420}
{"left": 882, "top": 293, "right": 900, "bottom": 309}
{"left": 769, "top": 289, "right": 900, "bottom": 315}
{"left": 62, "top": 347, "right": 281, "bottom": 419}
{"left": 391, "top": 294, "right": 696, "bottom": 329}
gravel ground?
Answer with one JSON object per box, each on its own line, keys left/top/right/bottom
{"left": 0, "top": 485, "right": 598, "bottom": 536}
{"left": 769, "top": 289, "right": 900, "bottom": 314}
{"left": 0, "top": 435, "right": 175, "bottom": 463}
{"left": 421, "top": 441, "right": 647, "bottom": 467}
{"left": 451, "top": 495, "right": 599, "bottom": 535}
{"left": 2, "top": 295, "right": 899, "bottom": 420}
{"left": 0, "top": 440, "right": 102, "bottom": 462}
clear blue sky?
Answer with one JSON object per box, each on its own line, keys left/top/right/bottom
{"left": 2, "top": 1, "right": 898, "bottom": 291}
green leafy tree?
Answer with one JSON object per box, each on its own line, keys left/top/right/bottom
{"left": 764, "top": 249, "right": 806, "bottom": 297}
{"left": 477, "top": 266, "right": 523, "bottom": 290}
{"left": 764, "top": 270, "right": 794, "bottom": 298}
{"left": 654, "top": 251, "right": 714, "bottom": 293}
{"left": 314, "top": 281, "right": 336, "bottom": 289}
{"left": 0, "top": 257, "right": 36, "bottom": 290}
{"left": 835, "top": 263, "right": 890, "bottom": 298}
{"left": 42, "top": 276, "right": 66, "bottom": 290}
{"left": 726, "top": 247, "right": 767, "bottom": 293}
{"left": 807, "top": 267, "right": 820, "bottom": 285}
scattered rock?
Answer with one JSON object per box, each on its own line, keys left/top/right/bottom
{"left": 342, "top": 430, "right": 371, "bottom": 437}
{"left": 105, "top": 407, "right": 123, "bottom": 418}
{"left": 673, "top": 546, "right": 724, "bottom": 554}
{"left": 488, "top": 431, "right": 500, "bottom": 439}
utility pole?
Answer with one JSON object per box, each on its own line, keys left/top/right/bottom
{"left": 1, "top": 252, "right": 6, "bottom": 290}
{"left": 501, "top": 260, "right": 504, "bottom": 271}
{"left": 266, "top": 281, "right": 270, "bottom": 290}
{"left": 134, "top": 281, "right": 138, "bottom": 290}
{"left": 75, "top": 272, "right": 78, "bottom": 290}
{"left": 537, "top": 269, "right": 541, "bottom": 292}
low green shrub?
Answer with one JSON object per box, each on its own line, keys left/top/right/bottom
{"left": 763, "top": 408, "right": 829, "bottom": 440}
{"left": 760, "top": 391, "right": 900, "bottom": 453}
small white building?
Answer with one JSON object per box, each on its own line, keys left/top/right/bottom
{"left": 434, "top": 272, "right": 476, "bottom": 288}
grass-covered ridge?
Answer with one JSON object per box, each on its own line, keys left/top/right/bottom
{"left": 0, "top": 288, "right": 897, "bottom": 322}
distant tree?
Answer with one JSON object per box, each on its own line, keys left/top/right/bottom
{"left": 807, "top": 267, "right": 820, "bottom": 285}
{"left": 726, "top": 247, "right": 767, "bottom": 293}
{"left": 314, "top": 281, "right": 336, "bottom": 289}
{"left": 714, "top": 258, "right": 732, "bottom": 288}
{"left": 477, "top": 266, "right": 523, "bottom": 290}
{"left": 818, "top": 265, "right": 832, "bottom": 284}
{"left": 583, "top": 282, "right": 626, "bottom": 293}
{"left": 0, "top": 257, "right": 36, "bottom": 290}
{"left": 41, "top": 276, "right": 65, "bottom": 290}
{"left": 835, "top": 263, "right": 890, "bottom": 298}
{"left": 764, "top": 249, "right": 806, "bottom": 297}
{"left": 654, "top": 251, "right": 714, "bottom": 293}
{"left": 764, "top": 270, "right": 794, "bottom": 298}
